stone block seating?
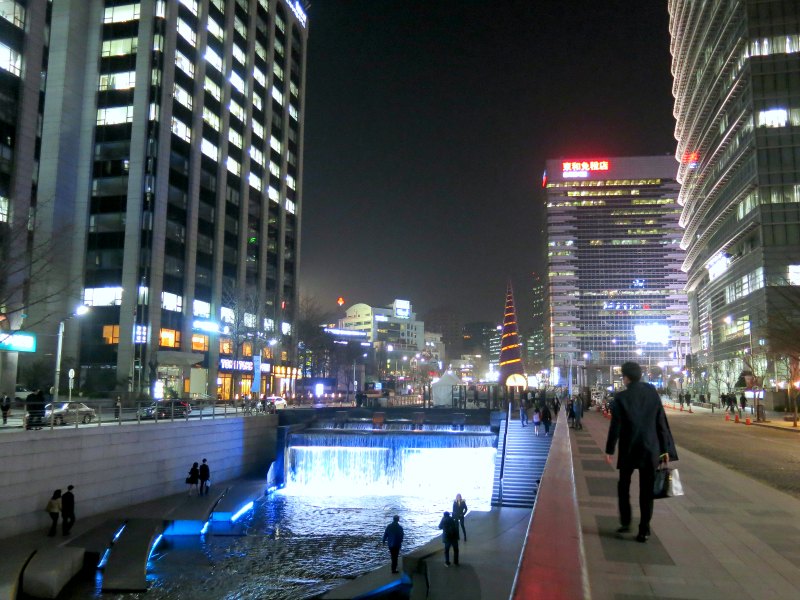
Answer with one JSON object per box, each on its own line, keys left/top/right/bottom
{"left": 22, "top": 546, "right": 85, "bottom": 599}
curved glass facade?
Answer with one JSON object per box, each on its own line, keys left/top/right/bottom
{"left": 669, "top": 0, "right": 800, "bottom": 384}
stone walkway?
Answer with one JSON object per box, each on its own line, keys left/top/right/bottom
{"left": 575, "top": 410, "right": 800, "bottom": 599}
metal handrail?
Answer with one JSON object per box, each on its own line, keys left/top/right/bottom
{"left": 497, "top": 401, "right": 512, "bottom": 503}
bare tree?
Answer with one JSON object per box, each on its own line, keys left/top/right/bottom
{"left": 761, "top": 280, "right": 800, "bottom": 426}
{"left": 295, "top": 296, "right": 335, "bottom": 380}
{"left": 0, "top": 218, "right": 77, "bottom": 338}
{"left": 220, "top": 285, "right": 264, "bottom": 402}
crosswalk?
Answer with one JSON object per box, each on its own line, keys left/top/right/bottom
{"left": 491, "top": 417, "right": 554, "bottom": 507}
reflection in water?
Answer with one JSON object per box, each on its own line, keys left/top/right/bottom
{"left": 59, "top": 445, "right": 496, "bottom": 599}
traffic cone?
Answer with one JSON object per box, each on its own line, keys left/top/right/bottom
{"left": 745, "top": 416, "right": 751, "bottom": 425}
{"left": 725, "top": 413, "right": 730, "bottom": 421}
{"left": 735, "top": 414, "right": 740, "bottom": 423}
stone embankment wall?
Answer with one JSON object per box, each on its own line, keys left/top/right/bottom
{"left": 0, "top": 416, "right": 277, "bottom": 538}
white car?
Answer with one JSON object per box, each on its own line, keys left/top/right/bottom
{"left": 266, "top": 396, "right": 287, "bottom": 410}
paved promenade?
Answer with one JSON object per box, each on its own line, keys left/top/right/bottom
{"left": 575, "top": 409, "right": 800, "bottom": 599}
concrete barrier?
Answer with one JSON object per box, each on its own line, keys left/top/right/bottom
{"left": 0, "top": 416, "right": 277, "bottom": 538}
{"left": 22, "top": 547, "right": 85, "bottom": 599}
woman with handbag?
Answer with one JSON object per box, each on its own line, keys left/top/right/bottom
{"left": 186, "top": 462, "right": 200, "bottom": 496}
{"left": 45, "top": 489, "right": 62, "bottom": 537}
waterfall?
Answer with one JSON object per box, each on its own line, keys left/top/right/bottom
{"left": 285, "top": 430, "right": 497, "bottom": 498}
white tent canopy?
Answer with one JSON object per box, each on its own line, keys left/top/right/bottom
{"left": 431, "top": 371, "right": 462, "bottom": 406}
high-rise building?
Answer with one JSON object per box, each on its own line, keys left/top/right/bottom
{"left": 462, "top": 321, "right": 495, "bottom": 357}
{"left": 668, "top": 1, "right": 800, "bottom": 383}
{"left": 4, "top": 0, "right": 308, "bottom": 400}
{"left": 544, "top": 156, "right": 689, "bottom": 387}
{"left": 0, "top": 0, "right": 52, "bottom": 388}
{"left": 524, "top": 272, "right": 547, "bottom": 372}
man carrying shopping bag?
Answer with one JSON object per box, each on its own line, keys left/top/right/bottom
{"left": 605, "top": 361, "right": 677, "bottom": 543}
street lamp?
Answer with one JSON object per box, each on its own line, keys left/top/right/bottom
{"left": 51, "top": 305, "right": 90, "bottom": 428}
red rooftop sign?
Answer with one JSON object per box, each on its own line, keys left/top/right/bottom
{"left": 561, "top": 160, "right": 610, "bottom": 178}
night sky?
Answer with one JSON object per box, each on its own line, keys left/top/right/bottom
{"left": 299, "top": 1, "right": 676, "bottom": 325}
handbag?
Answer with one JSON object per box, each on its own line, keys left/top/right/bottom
{"left": 653, "top": 468, "right": 684, "bottom": 499}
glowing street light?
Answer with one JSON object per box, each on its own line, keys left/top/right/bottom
{"left": 51, "top": 305, "right": 91, "bottom": 428}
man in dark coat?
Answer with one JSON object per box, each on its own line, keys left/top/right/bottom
{"left": 61, "top": 485, "right": 76, "bottom": 536}
{"left": 605, "top": 361, "right": 677, "bottom": 543}
{"left": 438, "top": 510, "right": 460, "bottom": 566}
{"left": 382, "top": 515, "right": 404, "bottom": 574}
{"left": 199, "top": 458, "right": 211, "bottom": 496}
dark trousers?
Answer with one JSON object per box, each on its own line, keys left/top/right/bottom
{"left": 519, "top": 408, "right": 527, "bottom": 426}
{"left": 618, "top": 465, "right": 656, "bottom": 534}
{"left": 2, "top": 409, "right": 8, "bottom": 424}
{"left": 456, "top": 517, "right": 466, "bottom": 541}
{"left": 200, "top": 480, "right": 209, "bottom": 495}
{"left": 389, "top": 546, "right": 400, "bottom": 572}
{"left": 47, "top": 512, "right": 59, "bottom": 536}
{"left": 62, "top": 512, "right": 75, "bottom": 535}
{"left": 444, "top": 539, "right": 459, "bottom": 565}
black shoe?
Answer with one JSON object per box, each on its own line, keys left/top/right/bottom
{"left": 444, "top": 562, "right": 450, "bottom": 567}
{"left": 616, "top": 526, "right": 631, "bottom": 534}
{"left": 636, "top": 533, "right": 649, "bottom": 543}
{"left": 391, "top": 570, "right": 399, "bottom": 574}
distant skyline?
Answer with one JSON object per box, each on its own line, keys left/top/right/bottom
{"left": 299, "top": 1, "right": 676, "bottom": 324}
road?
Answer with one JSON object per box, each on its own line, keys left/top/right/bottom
{"left": 665, "top": 409, "right": 800, "bottom": 500}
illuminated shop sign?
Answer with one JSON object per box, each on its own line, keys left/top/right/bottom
{"left": 324, "top": 328, "right": 368, "bottom": 337}
{"left": 394, "top": 299, "right": 411, "bottom": 319}
{"left": 562, "top": 160, "right": 610, "bottom": 178}
{"left": 0, "top": 331, "right": 37, "bottom": 353}
{"left": 219, "top": 358, "right": 272, "bottom": 372}
{"left": 603, "top": 302, "right": 650, "bottom": 311}
{"left": 287, "top": 0, "right": 307, "bottom": 28}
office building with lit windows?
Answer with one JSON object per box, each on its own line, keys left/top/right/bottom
{"left": 544, "top": 156, "right": 689, "bottom": 387}
{"left": 668, "top": 1, "right": 800, "bottom": 382}
{"left": 5, "top": 0, "right": 307, "bottom": 400}
{"left": 0, "top": 1, "right": 51, "bottom": 387}
{"left": 339, "top": 300, "right": 425, "bottom": 353}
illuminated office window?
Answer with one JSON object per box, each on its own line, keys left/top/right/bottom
{"left": 102, "top": 325, "right": 121, "bottom": 344}
{"left": 99, "top": 71, "right": 136, "bottom": 91}
{"left": 103, "top": 3, "right": 140, "bottom": 24}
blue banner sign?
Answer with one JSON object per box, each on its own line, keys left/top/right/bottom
{"left": 0, "top": 331, "right": 37, "bottom": 353}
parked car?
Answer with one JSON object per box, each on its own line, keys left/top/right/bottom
{"left": 138, "top": 401, "right": 192, "bottom": 419}
{"left": 29, "top": 402, "right": 97, "bottom": 425}
{"left": 265, "top": 396, "right": 287, "bottom": 410}
{"left": 14, "top": 384, "right": 32, "bottom": 404}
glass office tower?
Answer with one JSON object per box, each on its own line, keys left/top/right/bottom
{"left": 668, "top": 0, "right": 800, "bottom": 387}
{"left": 544, "top": 156, "right": 689, "bottom": 389}
{"left": 17, "top": 0, "right": 307, "bottom": 400}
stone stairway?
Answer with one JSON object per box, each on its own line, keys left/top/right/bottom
{"left": 491, "top": 417, "right": 553, "bottom": 507}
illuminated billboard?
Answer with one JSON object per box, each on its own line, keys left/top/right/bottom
{"left": 394, "top": 299, "right": 411, "bottom": 319}
{"left": 0, "top": 331, "right": 37, "bottom": 353}
{"left": 561, "top": 160, "right": 610, "bottom": 178}
{"left": 634, "top": 324, "right": 670, "bottom": 345}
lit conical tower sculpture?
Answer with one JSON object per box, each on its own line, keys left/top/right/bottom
{"left": 499, "top": 282, "right": 527, "bottom": 387}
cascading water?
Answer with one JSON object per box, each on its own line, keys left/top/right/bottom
{"left": 285, "top": 429, "right": 497, "bottom": 501}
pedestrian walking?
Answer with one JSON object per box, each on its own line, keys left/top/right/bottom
{"left": 199, "top": 458, "right": 211, "bottom": 496}
{"left": 678, "top": 392, "right": 684, "bottom": 409}
{"left": 1, "top": 393, "right": 10, "bottom": 424}
{"left": 532, "top": 408, "right": 541, "bottom": 436}
{"left": 541, "top": 403, "right": 552, "bottom": 436}
{"left": 739, "top": 393, "right": 747, "bottom": 415}
{"left": 61, "top": 485, "right": 76, "bottom": 536}
{"left": 605, "top": 361, "right": 677, "bottom": 543}
{"left": 519, "top": 398, "right": 528, "bottom": 427}
{"left": 45, "top": 489, "right": 62, "bottom": 537}
{"left": 573, "top": 396, "right": 583, "bottom": 430}
{"left": 567, "top": 400, "right": 575, "bottom": 427}
{"left": 437, "top": 510, "right": 460, "bottom": 566}
{"left": 382, "top": 515, "right": 404, "bottom": 574}
{"left": 114, "top": 396, "right": 121, "bottom": 419}
{"left": 186, "top": 462, "right": 200, "bottom": 496}
{"left": 452, "top": 493, "right": 468, "bottom": 541}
